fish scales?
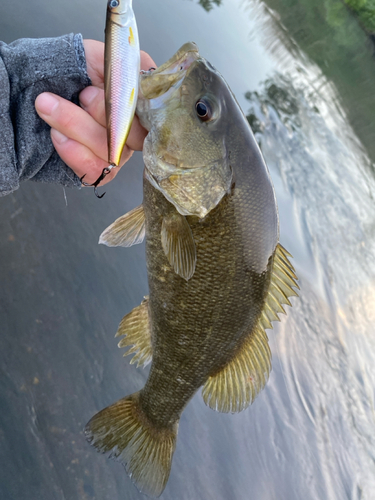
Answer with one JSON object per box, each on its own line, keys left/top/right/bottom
{"left": 141, "top": 125, "right": 278, "bottom": 427}
{"left": 86, "top": 42, "right": 298, "bottom": 497}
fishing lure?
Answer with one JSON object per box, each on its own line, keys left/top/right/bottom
{"left": 83, "top": 0, "right": 140, "bottom": 198}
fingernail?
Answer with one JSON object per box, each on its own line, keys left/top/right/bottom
{"left": 79, "top": 86, "right": 100, "bottom": 108}
{"left": 51, "top": 128, "right": 68, "bottom": 145}
{"left": 36, "top": 93, "right": 59, "bottom": 116}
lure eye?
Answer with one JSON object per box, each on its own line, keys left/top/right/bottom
{"left": 109, "top": 0, "right": 119, "bottom": 8}
{"left": 195, "top": 99, "right": 212, "bottom": 122}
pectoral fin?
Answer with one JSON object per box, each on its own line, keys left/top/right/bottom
{"left": 161, "top": 213, "right": 196, "bottom": 281}
{"left": 202, "top": 244, "right": 298, "bottom": 413}
{"left": 99, "top": 205, "right": 145, "bottom": 247}
{"left": 116, "top": 297, "right": 152, "bottom": 368}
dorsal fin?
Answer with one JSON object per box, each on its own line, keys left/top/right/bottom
{"left": 115, "top": 297, "right": 152, "bottom": 368}
{"left": 99, "top": 204, "right": 145, "bottom": 247}
{"left": 202, "top": 244, "right": 298, "bottom": 413}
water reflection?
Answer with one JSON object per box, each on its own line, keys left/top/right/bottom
{"left": 250, "top": 0, "right": 375, "bottom": 167}
{"left": 245, "top": 75, "right": 302, "bottom": 134}
{"left": 245, "top": 72, "right": 375, "bottom": 497}
{"left": 196, "top": 0, "right": 222, "bottom": 11}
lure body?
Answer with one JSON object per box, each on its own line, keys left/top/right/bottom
{"left": 105, "top": 0, "right": 140, "bottom": 167}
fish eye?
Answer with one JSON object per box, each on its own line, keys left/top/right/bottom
{"left": 195, "top": 99, "right": 212, "bottom": 122}
{"left": 109, "top": 0, "right": 119, "bottom": 8}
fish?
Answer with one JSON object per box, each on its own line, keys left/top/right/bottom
{"left": 85, "top": 42, "right": 299, "bottom": 497}
{"left": 105, "top": 0, "right": 140, "bottom": 168}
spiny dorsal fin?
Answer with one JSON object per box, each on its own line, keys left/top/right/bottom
{"left": 85, "top": 392, "right": 177, "bottom": 497}
{"left": 99, "top": 204, "right": 145, "bottom": 247}
{"left": 116, "top": 296, "right": 152, "bottom": 368}
{"left": 202, "top": 243, "right": 298, "bottom": 413}
{"left": 161, "top": 213, "right": 196, "bottom": 281}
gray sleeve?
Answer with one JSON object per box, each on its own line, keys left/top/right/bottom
{"left": 0, "top": 33, "right": 91, "bottom": 197}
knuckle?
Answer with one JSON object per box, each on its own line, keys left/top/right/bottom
{"left": 60, "top": 111, "right": 78, "bottom": 131}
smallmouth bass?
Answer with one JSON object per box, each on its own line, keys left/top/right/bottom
{"left": 85, "top": 42, "right": 299, "bottom": 497}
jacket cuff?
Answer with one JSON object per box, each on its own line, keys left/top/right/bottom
{"left": 0, "top": 33, "right": 91, "bottom": 195}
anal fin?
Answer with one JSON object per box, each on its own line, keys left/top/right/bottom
{"left": 116, "top": 296, "right": 152, "bottom": 367}
{"left": 202, "top": 243, "right": 298, "bottom": 413}
{"left": 99, "top": 204, "right": 145, "bottom": 247}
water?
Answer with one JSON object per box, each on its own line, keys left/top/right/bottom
{"left": 1, "top": 0, "right": 375, "bottom": 498}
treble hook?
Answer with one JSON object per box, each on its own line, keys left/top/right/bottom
{"left": 80, "top": 165, "right": 115, "bottom": 198}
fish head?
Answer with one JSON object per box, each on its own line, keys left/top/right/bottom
{"left": 137, "top": 43, "right": 234, "bottom": 219}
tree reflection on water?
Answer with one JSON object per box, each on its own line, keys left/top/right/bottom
{"left": 196, "top": 0, "right": 222, "bottom": 12}
{"left": 247, "top": 0, "right": 375, "bottom": 167}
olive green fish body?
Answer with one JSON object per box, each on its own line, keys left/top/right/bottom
{"left": 141, "top": 118, "right": 278, "bottom": 426}
{"left": 86, "top": 43, "right": 298, "bottom": 497}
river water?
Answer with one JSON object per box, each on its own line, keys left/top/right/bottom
{"left": 1, "top": 0, "right": 375, "bottom": 499}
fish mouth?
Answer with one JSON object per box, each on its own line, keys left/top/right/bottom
{"left": 151, "top": 42, "right": 199, "bottom": 75}
{"left": 139, "top": 42, "right": 200, "bottom": 100}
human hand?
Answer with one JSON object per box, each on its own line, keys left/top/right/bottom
{"left": 35, "top": 40, "right": 156, "bottom": 186}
